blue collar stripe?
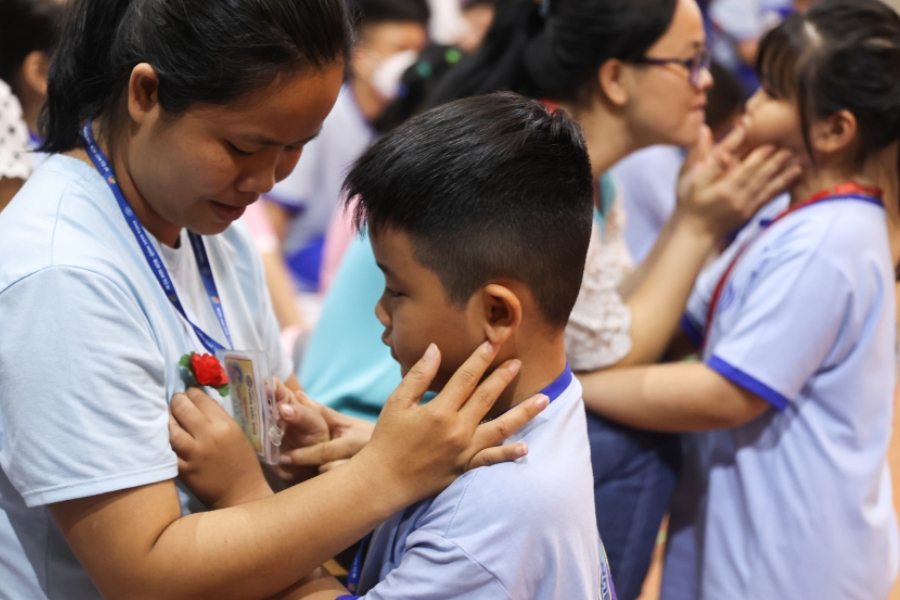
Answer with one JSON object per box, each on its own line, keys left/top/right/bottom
{"left": 539, "top": 364, "right": 574, "bottom": 403}
{"left": 80, "top": 121, "right": 232, "bottom": 354}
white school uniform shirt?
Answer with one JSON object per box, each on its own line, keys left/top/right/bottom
{"left": 265, "top": 85, "right": 375, "bottom": 257}
{"left": 0, "top": 155, "right": 291, "bottom": 599}
{"left": 344, "top": 368, "right": 607, "bottom": 600}
{"left": 666, "top": 192, "right": 899, "bottom": 600}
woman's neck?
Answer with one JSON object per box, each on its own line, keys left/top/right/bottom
{"left": 71, "top": 123, "right": 182, "bottom": 247}
{"left": 552, "top": 99, "right": 639, "bottom": 179}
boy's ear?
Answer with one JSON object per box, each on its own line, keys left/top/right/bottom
{"left": 810, "top": 109, "right": 858, "bottom": 156}
{"left": 479, "top": 283, "right": 522, "bottom": 347}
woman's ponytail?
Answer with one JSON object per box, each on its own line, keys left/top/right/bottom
{"left": 40, "top": 0, "right": 134, "bottom": 153}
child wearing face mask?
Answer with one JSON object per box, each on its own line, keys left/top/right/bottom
{"left": 263, "top": 0, "right": 429, "bottom": 292}
{"left": 581, "top": 1, "right": 900, "bottom": 597}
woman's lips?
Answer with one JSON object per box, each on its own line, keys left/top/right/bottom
{"left": 210, "top": 201, "right": 247, "bottom": 221}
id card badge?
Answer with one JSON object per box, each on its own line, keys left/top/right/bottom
{"left": 216, "top": 350, "right": 284, "bottom": 465}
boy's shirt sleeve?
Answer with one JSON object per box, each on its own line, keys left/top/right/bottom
{"left": 355, "top": 530, "right": 511, "bottom": 600}
{"left": 705, "top": 242, "right": 853, "bottom": 411}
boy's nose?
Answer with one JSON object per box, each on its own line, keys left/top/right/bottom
{"left": 374, "top": 295, "right": 391, "bottom": 327}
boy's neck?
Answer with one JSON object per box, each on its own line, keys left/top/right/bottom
{"left": 483, "top": 334, "right": 569, "bottom": 421}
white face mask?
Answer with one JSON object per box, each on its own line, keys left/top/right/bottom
{"left": 367, "top": 50, "right": 419, "bottom": 101}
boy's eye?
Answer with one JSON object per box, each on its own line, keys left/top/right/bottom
{"left": 385, "top": 287, "right": 403, "bottom": 299}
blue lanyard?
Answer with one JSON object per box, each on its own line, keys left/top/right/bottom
{"left": 80, "top": 121, "right": 233, "bottom": 354}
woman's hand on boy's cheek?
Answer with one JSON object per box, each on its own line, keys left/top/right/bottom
{"left": 169, "top": 387, "right": 273, "bottom": 509}
{"left": 279, "top": 405, "right": 375, "bottom": 474}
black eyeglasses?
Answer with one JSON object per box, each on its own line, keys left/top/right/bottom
{"left": 632, "top": 47, "right": 711, "bottom": 86}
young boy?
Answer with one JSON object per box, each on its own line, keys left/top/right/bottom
{"left": 175, "top": 92, "right": 610, "bottom": 599}
{"left": 329, "top": 92, "right": 606, "bottom": 599}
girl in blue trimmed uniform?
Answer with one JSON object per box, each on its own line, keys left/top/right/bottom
{"left": 581, "top": 1, "right": 900, "bottom": 597}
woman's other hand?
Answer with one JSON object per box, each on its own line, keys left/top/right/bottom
{"left": 169, "top": 387, "right": 272, "bottom": 509}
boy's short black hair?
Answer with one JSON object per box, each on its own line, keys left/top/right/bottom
{"left": 344, "top": 92, "right": 594, "bottom": 327}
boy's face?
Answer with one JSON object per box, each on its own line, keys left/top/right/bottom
{"left": 370, "top": 226, "right": 487, "bottom": 391}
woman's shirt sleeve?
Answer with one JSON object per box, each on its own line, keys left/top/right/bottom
{"left": 0, "top": 266, "right": 176, "bottom": 507}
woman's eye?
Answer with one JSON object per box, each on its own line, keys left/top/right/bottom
{"left": 228, "top": 142, "right": 253, "bottom": 156}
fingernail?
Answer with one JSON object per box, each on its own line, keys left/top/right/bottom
{"left": 514, "top": 443, "right": 528, "bottom": 458}
{"left": 279, "top": 404, "right": 295, "bottom": 419}
{"left": 507, "top": 360, "right": 521, "bottom": 375}
{"left": 423, "top": 343, "right": 439, "bottom": 363}
{"left": 481, "top": 341, "right": 496, "bottom": 354}
{"left": 279, "top": 455, "right": 293, "bottom": 465}
{"left": 534, "top": 394, "right": 549, "bottom": 409}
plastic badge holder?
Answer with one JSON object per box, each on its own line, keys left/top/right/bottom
{"left": 217, "top": 350, "right": 284, "bottom": 465}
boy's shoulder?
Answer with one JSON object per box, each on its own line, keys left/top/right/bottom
{"left": 358, "top": 375, "right": 600, "bottom": 598}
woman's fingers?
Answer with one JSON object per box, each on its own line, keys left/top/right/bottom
{"left": 470, "top": 393, "right": 549, "bottom": 449}
{"left": 434, "top": 341, "right": 501, "bottom": 413}
{"left": 465, "top": 393, "right": 549, "bottom": 469}
{"left": 458, "top": 358, "right": 522, "bottom": 424}
{"left": 169, "top": 390, "right": 210, "bottom": 436}
{"left": 467, "top": 442, "right": 529, "bottom": 470}
{"left": 381, "top": 343, "right": 442, "bottom": 412}
{"left": 168, "top": 413, "right": 193, "bottom": 456}
{"left": 281, "top": 436, "right": 360, "bottom": 468}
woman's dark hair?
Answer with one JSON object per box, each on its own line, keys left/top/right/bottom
{"left": 41, "top": 0, "right": 354, "bottom": 153}
{"left": 0, "top": 0, "right": 64, "bottom": 88}
{"left": 429, "top": 0, "right": 678, "bottom": 105}
{"left": 757, "top": 0, "right": 900, "bottom": 166}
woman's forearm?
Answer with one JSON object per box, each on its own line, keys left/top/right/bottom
{"left": 51, "top": 450, "right": 406, "bottom": 600}
{"left": 615, "top": 212, "right": 716, "bottom": 367}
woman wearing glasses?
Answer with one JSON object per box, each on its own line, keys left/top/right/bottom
{"left": 425, "top": 0, "right": 801, "bottom": 597}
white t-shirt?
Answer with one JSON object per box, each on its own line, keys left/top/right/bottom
{"left": 0, "top": 154, "right": 291, "bottom": 599}
{"left": 265, "top": 85, "right": 375, "bottom": 257}
{"left": 665, "top": 193, "right": 899, "bottom": 599}
{"left": 350, "top": 368, "right": 607, "bottom": 600}
{"left": 0, "top": 80, "right": 32, "bottom": 180}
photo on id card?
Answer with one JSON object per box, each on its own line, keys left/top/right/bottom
{"left": 217, "top": 350, "right": 283, "bottom": 465}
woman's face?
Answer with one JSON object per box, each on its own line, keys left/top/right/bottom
{"left": 621, "top": 0, "right": 712, "bottom": 149}
{"left": 124, "top": 64, "right": 344, "bottom": 242}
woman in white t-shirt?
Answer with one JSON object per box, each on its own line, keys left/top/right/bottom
{"left": 0, "top": 0, "right": 544, "bottom": 598}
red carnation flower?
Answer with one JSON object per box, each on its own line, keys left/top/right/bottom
{"left": 179, "top": 352, "right": 230, "bottom": 396}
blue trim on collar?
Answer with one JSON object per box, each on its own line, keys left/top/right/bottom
{"left": 539, "top": 364, "right": 574, "bottom": 403}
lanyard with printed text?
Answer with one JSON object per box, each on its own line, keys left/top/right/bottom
{"left": 80, "top": 121, "right": 233, "bottom": 354}
{"left": 702, "top": 182, "right": 883, "bottom": 350}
